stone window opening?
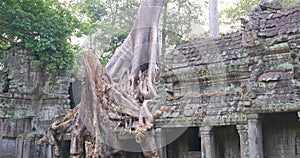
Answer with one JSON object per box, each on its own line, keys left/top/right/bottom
{"left": 68, "top": 82, "right": 76, "bottom": 109}
{"left": 188, "top": 127, "right": 201, "bottom": 152}
{"left": 172, "top": 81, "right": 180, "bottom": 96}
{"left": 2, "top": 72, "right": 10, "bottom": 93}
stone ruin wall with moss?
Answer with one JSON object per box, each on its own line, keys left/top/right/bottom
{"left": 0, "top": 2, "right": 300, "bottom": 158}
{"left": 155, "top": 3, "right": 300, "bottom": 158}
{"left": 0, "top": 50, "right": 72, "bottom": 157}
{"left": 156, "top": 4, "right": 300, "bottom": 125}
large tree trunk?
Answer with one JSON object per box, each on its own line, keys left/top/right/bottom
{"left": 106, "top": 0, "right": 163, "bottom": 99}
{"left": 209, "top": 0, "right": 219, "bottom": 37}
{"left": 38, "top": 0, "right": 163, "bottom": 157}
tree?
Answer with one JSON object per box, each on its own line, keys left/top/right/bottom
{"left": 161, "top": 0, "right": 204, "bottom": 64}
{"left": 78, "top": 0, "right": 139, "bottom": 66}
{"left": 79, "top": 0, "right": 204, "bottom": 67}
{"left": 0, "top": 0, "right": 83, "bottom": 74}
{"left": 209, "top": 0, "right": 219, "bottom": 37}
{"left": 219, "top": 0, "right": 259, "bottom": 30}
{"left": 39, "top": 0, "right": 164, "bottom": 157}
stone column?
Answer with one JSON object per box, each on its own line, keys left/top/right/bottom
{"left": 248, "top": 114, "right": 264, "bottom": 158}
{"left": 199, "top": 126, "right": 215, "bottom": 158}
{"left": 236, "top": 124, "right": 249, "bottom": 158}
{"left": 16, "top": 137, "right": 24, "bottom": 158}
{"left": 0, "top": 135, "right": 2, "bottom": 156}
{"left": 155, "top": 128, "right": 167, "bottom": 158}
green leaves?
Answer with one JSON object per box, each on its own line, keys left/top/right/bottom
{"left": 78, "top": 0, "right": 137, "bottom": 61}
{"left": 81, "top": 0, "right": 204, "bottom": 63}
{"left": 220, "top": 0, "right": 259, "bottom": 29}
{"left": 0, "top": 0, "right": 83, "bottom": 75}
{"left": 220, "top": 0, "right": 299, "bottom": 30}
{"left": 79, "top": 0, "right": 107, "bottom": 22}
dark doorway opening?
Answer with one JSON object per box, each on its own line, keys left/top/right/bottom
{"left": 166, "top": 127, "right": 201, "bottom": 158}
{"left": 262, "top": 112, "right": 300, "bottom": 158}
{"left": 213, "top": 125, "right": 240, "bottom": 158}
{"left": 68, "top": 82, "right": 76, "bottom": 109}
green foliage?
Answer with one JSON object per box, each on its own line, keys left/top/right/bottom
{"left": 220, "top": 0, "right": 299, "bottom": 30}
{"left": 79, "top": 0, "right": 107, "bottom": 22}
{"left": 220, "top": 0, "right": 259, "bottom": 30}
{"left": 0, "top": 0, "right": 83, "bottom": 74}
{"left": 98, "top": 54, "right": 112, "bottom": 67}
{"left": 80, "top": 0, "right": 204, "bottom": 64}
{"left": 77, "top": 0, "right": 138, "bottom": 64}
{"left": 100, "top": 0, "right": 136, "bottom": 51}
{"left": 163, "top": 0, "right": 204, "bottom": 45}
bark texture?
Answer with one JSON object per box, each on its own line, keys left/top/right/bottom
{"left": 209, "top": 0, "right": 219, "bottom": 37}
{"left": 38, "top": 0, "right": 163, "bottom": 157}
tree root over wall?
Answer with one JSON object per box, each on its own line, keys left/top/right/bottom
{"left": 38, "top": 52, "right": 160, "bottom": 158}
{"left": 38, "top": 0, "right": 163, "bottom": 157}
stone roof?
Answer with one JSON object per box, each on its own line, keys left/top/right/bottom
{"left": 156, "top": 3, "right": 300, "bottom": 121}
{"left": 251, "top": 5, "right": 300, "bottom": 38}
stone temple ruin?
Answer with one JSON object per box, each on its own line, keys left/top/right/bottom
{"left": 1, "top": 2, "right": 300, "bottom": 158}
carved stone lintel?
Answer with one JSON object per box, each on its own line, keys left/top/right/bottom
{"left": 248, "top": 114, "right": 262, "bottom": 122}
{"left": 199, "top": 126, "right": 213, "bottom": 136}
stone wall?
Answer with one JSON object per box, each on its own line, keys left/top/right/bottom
{"left": 156, "top": 3, "right": 300, "bottom": 158}
{"left": 0, "top": 50, "right": 72, "bottom": 158}
{"left": 1, "top": 2, "right": 299, "bottom": 158}
{"left": 161, "top": 31, "right": 246, "bottom": 118}
{"left": 158, "top": 3, "right": 300, "bottom": 123}
{"left": 246, "top": 5, "right": 300, "bottom": 113}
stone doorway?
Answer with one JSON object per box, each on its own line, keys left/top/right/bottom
{"left": 166, "top": 127, "right": 201, "bottom": 158}
{"left": 1, "top": 137, "right": 16, "bottom": 158}
{"left": 213, "top": 125, "right": 240, "bottom": 158}
{"left": 262, "top": 112, "right": 300, "bottom": 158}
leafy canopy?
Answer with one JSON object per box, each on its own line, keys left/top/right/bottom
{"left": 0, "top": 0, "right": 83, "bottom": 74}
{"left": 79, "top": 0, "right": 204, "bottom": 66}
{"left": 73, "top": 0, "right": 138, "bottom": 66}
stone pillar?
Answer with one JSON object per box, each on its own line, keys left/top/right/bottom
{"left": 236, "top": 124, "right": 249, "bottom": 158}
{"left": 16, "top": 137, "right": 24, "bottom": 158}
{"left": 248, "top": 114, "right": 264, "bottom": 158}
{"left": 155, "top": 128, "right": 167, "bottom": 158}
{"left": 0, "top": 135, "right": 2, "bottom": 156}
{"left": 199, "top": 126, "right": 215, "bottom": 158}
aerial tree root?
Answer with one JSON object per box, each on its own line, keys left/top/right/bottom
{"left": 38, "top": 51, "right": 159, "bottom": 158}
{"left": 39, "top": 0, "right": 163, "bottom": 157}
